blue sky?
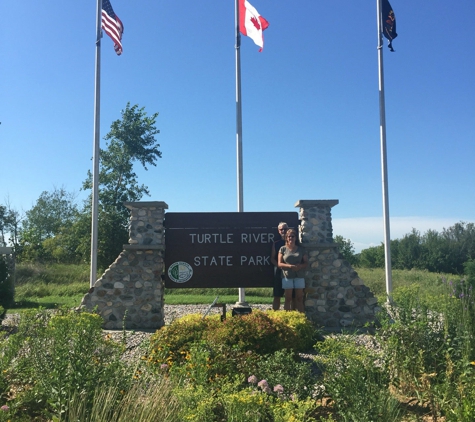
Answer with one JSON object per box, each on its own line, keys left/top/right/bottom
{"left": 1, "top": 1, "right": 474, "bottom": 252}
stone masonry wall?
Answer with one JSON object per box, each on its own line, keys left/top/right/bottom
{"left": 297, "top": 200, "right": 380, "bottom": 330}
{"left": 81, "top": 202, "right": 167, "bottom": 330}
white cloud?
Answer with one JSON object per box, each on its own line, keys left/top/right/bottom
{"left": 332, "top": 217, "right": 475, "bottom": 253}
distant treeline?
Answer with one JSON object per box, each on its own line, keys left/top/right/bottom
{"left": 336, "top": 222, "right": 475, "bottom": 276}
{"left": 2, "top": 192, "right": 474, "bottom": 277}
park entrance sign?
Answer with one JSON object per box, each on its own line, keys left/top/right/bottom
{"left": 164, "top": 212, "right": 299, "bottom": 288}
{"left": 82, "top": 200, "right": 379, "bottom": 331}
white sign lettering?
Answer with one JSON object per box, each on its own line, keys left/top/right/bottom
{"left": 188, "top": 231, "right": 276, "bottom": 267}
{"left": 240, "top": 255, "right": 270, "bottom": 265}
{"left": 189, "top": 233, "right": 234, "bottom": 244}
{"left": 240, "top": 233, "right": 275, "bottom": 243}
{"left": 194, "top": 256, "right": 233, "bottom": 266}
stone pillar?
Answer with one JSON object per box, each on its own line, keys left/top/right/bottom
{"left": 81, "top": 201, "right": 168, "bottom": 330}
{"left": 296, "top": 200, "right": 380, "bottom": 331}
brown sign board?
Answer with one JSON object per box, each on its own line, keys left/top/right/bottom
{"left": 164, "top": 212, "right": 300, "bottom": 288}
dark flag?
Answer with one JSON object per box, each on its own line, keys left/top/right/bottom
{"left": 382, "top": 0, "right": 397, "bottom": 52}
{"left": 102, "top": 0, "right": 123, "bottom": 55}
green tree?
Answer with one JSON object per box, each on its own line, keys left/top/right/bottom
{"left": 359, "top": 244, "right": 385, "bottom": 268}
{"left": 334, "top": 235, "right": 359, "bottom": 266}
{"left": 82, "top": 103, "right": 161, "bottom": 268}
{"left": 439, "top": 222, "right": 475, "bottom": 274}
{"left": 417, "top": 222, "right": 475, "bottom": 274}
{"left": 19, "top": 187, "right": 79, "bottom": 262}
{"left": 0, "top": 204, "right": 9, "bottom": 246}
{"left": 39, "top": 211, "right": 93, "bottom": 265}
{"left": 0, "top": 201, "right": 21, "bottom": 247}
{"left": 419, "top": 229, "right": 445, "bottom": 272}
{"left": 394, "top": 229, "right": 423, "bottom": 270}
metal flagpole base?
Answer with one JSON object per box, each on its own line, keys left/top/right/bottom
{"left": 232, "top": 303, "right": 252, "bottom": 317}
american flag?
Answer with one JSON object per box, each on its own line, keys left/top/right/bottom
{"left": 102, "top": 0, "right": 123, "bottom": 55}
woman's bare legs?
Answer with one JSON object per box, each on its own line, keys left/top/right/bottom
{"left": 284, "top": 289, "right": 293, "bottom": 310}
{"left": 294, "top": 288, "right": 304, "bottom": 312}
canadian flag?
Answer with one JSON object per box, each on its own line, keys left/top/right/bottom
{"left": 239, "top": 0, "right": 269, "bottom": 52}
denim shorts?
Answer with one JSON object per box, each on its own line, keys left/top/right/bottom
{"left": 282, "top": 277, "right": 305, "bottom": 290}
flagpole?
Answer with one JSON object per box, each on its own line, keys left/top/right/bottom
{"left": 235, "top": 1, "right": 244, "bottom": 213}
{"left": 376, "top": 0, "right": 393, "bottom": 301}
{"left": 90, "top": 0, "right": 102, "bottom": 288}
{"left": 235, "top": 0, "right": 248, "bottom": 306}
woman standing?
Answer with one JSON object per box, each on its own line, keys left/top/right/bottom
{"left": 278, "top": 228, "right": 308, "bottom": 312}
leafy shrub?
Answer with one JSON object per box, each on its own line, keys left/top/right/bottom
{"left": 252, "top": 349, "right": 316, "bottom": 400}
{"left": 148, "top": 313, "right": 221, "bottom": 368}
{"left": 267, "top": 310, "right": 317, "bottom": 351}
{"left": 378, "top": 287, "right": 447, "bottom": 395}
{"left": 315, "top": 335, "right": 401, "bottom": 422}
{"left": 148, "top": 310, "right": 316, "bottom": 373}
{"left": 377, "top": 280, "right": 475, "bottom": 421}
{"left": 444, "top": 361, "right": 475, "bottom": 422}
{"left": 220, "top": 387, "right": 273, "bottom": 422}
{"left": 441, "top": 278, "right": 475, "bottom": 360}
{"left": 206, "top": 311, "right": 292, "bottom": 355}
{"left": 0, "top": 308, "right": 130, "bottom": 420}
{"left": 172, "top": 383, "right": 219, "bottom": 422}
{"left": 359, "top": 245, "right": 385, "bottom": 268}
{"left": 464, "top": 259, "right": 475, "bottom": 288}
{"left": 439, "top": 278, "right": 475, "bottom": 421}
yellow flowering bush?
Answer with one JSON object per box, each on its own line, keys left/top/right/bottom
{"left": 267, "top": 310, "right": 317, "bottom": 351}
{"left": 205, "top": 310, "right": 292, "bottom": 355}
{"left": 148, "top": 313, "right": 221, "bottom": 367}
{"left": 148, "top": 310, "right": 316, "bottom": 373}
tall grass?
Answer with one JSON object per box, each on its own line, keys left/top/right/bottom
{"left": 357, "top": 267, "right": 463, "bottom": 303}
{"left": 14, "top": 262, "right": 91, "bottom": 286}
{"left": 11, "top": 263, "right": 90, "bottom": 311}
{"left": 59, "top": 373, "right": 182, "bottom": 422}
{"left": 374, "top": 277, "right": 475, "bottom": 421}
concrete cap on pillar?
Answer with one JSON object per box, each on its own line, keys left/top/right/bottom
{"left": 294, "top": 200, "right": 339, "bottom": 208}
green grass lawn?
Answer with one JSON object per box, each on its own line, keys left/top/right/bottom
{"left": 7, "top": 262, "right": 462, "bottom": 313}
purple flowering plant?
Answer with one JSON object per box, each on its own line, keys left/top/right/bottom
{"left": 247, "top": 375, "right": 258, "bottom": 384}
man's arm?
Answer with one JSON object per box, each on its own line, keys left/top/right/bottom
{"left": 270, "top": 242, "right": 278, "bottom": 267}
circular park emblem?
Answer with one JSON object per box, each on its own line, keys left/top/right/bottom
{"left": 168, "top": 261, "right": 193, "bottom": 284}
